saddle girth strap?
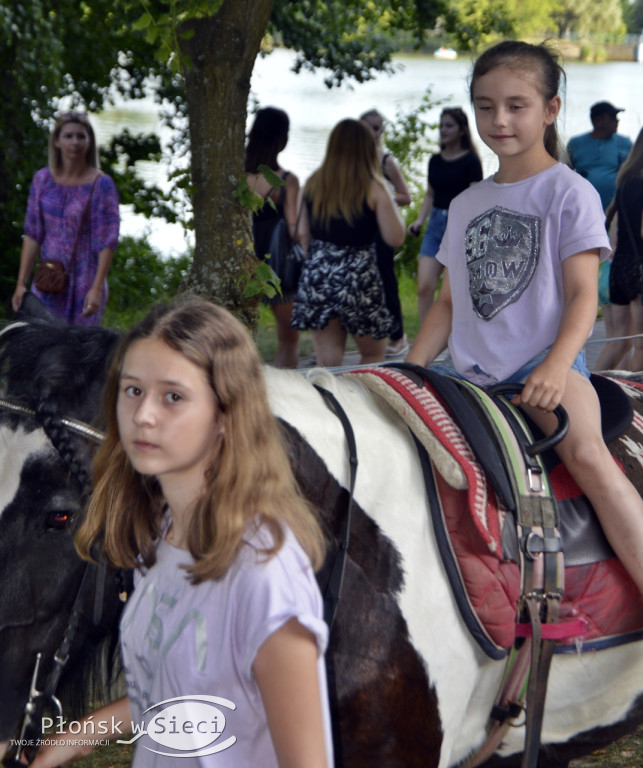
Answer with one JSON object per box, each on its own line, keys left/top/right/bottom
{"left": 424, "top": 378, "right": 564, "bottom": 768}
{"left": 473, "top": 385, "right": 564, "bottom": 768}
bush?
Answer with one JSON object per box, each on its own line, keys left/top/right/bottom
{"left": 104, "top": 235, "right": 191, "bottom": 328}
{"left": 381, "top": 89, "right": 441, "bottom": 277}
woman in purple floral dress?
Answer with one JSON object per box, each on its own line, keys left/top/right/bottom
{"left": 12, "top": 111, "right": 119, "bottom": 325}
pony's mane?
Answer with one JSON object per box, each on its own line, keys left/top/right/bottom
{"left": 0, "top": 318, "right": 120, "bottom": 423}
{"left": 0, "top": 317, "right": 121, "bottom": 496}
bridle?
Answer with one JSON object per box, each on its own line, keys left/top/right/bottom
{"left": 13, "top": 564, "right": 104, "bottom": 763}
{"left": 0, "top": 396, "right": 117, "bottom": 766}
{"left": 0, "top": 398, "right": 105, "bottom": 443}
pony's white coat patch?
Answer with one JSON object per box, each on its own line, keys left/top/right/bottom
{"left": 0, "top": 425, "right": 52, "bottom": 519}
{"left": 265, "top": 366, "right": 643, "bottom": 767}
{"left": 265, "top": 367, "right": 498, "bottom": 766}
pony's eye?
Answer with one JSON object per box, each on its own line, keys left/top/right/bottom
{"left": 47, "top": 511, "right": 70, "bottom": 530}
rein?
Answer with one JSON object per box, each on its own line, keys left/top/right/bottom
{"left": 313, "top": 385, "right": 357, "bottom": 630}
{"left": 313, "top": 384, "right": 358, "bottom": 768}
{"left": 0, "top": 397, "right": 108, "bottom": 765}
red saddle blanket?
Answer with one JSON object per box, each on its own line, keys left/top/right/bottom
{"left": 347, "top": 367, "right": 643, "bottom": 655}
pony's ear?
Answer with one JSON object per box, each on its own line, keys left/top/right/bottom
{"left": 15, "top": 292, "right": 56, "bottom": 323}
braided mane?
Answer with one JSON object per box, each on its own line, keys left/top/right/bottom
{"left": 0, "top": 305, "right": 121, "bottom": 495}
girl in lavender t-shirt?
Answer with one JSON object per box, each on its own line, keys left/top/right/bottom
{"left": 408, "top": 40, "right": 643, "bottom": 596}
{"left": 30, "top": 298, "right": 332, "bottom": 768}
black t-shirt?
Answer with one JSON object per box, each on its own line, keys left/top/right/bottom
{"left": 615, "top": 177, "right": 643, "bottom": 259}
{"left": 428, "top": 151, "right": 483, "bottom": 210}
{"left": 306, "top": 198, "right": 378, "bottom": 248}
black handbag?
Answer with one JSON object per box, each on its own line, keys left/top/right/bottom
{"left": 264, "top": 178, "right": 303, "bottom": 296}
{"left": 267, "top": 217, "right": 303, "bottom": 296}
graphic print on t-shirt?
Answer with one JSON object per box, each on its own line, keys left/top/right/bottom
{"left": 465, "top": 206, "right": 540, "bottom": 320}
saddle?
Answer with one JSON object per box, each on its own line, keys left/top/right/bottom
{"left": 345, "top": 364, "right": 643, "bottom": 768}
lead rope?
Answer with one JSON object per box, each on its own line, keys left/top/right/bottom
{"left": 14, "top": 564, "right": 96, "bottom": 765}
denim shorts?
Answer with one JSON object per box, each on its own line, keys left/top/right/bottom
{"left": 431, "top": 347, "right": 590, "bottom": 386}
{"left": 419, "top": 208, "right": 448, "bottom": 258}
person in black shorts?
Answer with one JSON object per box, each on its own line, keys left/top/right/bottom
{"left": 595, "top": 128, "right": 643, "bottom": 371}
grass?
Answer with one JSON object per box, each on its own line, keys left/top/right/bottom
{"left": 70, "top": 712, "right": 643, "bottom": 768}
{"left": 75, "top": 742, "right": 131, "bottom": 768}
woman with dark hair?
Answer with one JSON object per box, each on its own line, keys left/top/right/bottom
{"left": 409, "top": 107, "right": 482, "bottom": 321}
{"left": 292, "top": 118, "right": 405, "bottom": 366}
{"left": 246, "top": 107, "right": 301, "bottom": 368}
{"left": 595, "top": 128, "right": 643, "bottom": 371}
{"left": 12, "top": 111, "right": 119, "bottom": 325}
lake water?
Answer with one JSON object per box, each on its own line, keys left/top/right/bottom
{"left": 94, "top": 48, "right": 643, "bottom": 256}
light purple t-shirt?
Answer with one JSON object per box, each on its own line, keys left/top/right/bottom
{"left": 436, "top": 163, "right": 610, "bottom": 385}
{"left": 119, "top": 523, "right": 333, "bottom": 767}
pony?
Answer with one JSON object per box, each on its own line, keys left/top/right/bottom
{"left": 0, "top": 306, "right": 642, "bottom": 768}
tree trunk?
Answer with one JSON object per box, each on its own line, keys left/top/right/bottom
{"left": 179, "top": 0, "right": 275, "bottom": 329}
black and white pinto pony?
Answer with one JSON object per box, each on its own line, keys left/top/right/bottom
{"left": 0, "top": 303, "right": 642, "bottom": 768}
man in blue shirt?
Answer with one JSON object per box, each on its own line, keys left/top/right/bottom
{"left": 567, "top": 101, "right": 633, "bottom": 210}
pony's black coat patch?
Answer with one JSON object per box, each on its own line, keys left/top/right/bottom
{"left": 279, "top": 419, "right": 443, "bottom": 767}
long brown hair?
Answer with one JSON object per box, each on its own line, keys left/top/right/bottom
{"left": 615, "top": 128, "right": 643, "bottom": 188}
{"left": 470, "top": 40, "right": 565, "bottom": 161}
{"left": 305, "top": 118, "right": 384, "bottom": 228}
{"left": 605, "top": 128, "right": 643, "bottom": 225}
{"left": 439, "top": 107, "right": 479, "bottom": 156}
{"left": 76, "top": 296, "right": 326, "bottom": 582}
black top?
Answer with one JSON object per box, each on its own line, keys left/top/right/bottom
{"left": 306, "top": 198, "right": 378, "bottom": 248}
{"left": 428, "top": 151, "right": 483, "bottom": 210}
{"left": 615, "top": 177, "right": 643, "bottom": 259}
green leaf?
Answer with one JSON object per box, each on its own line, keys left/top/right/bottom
{"left": 258, "top": 164, "right": 285, "bottom": 189}
{"left": 132, "top": 12, "right": 152, "bottom": 30}
{"left": 145, "top": 25, "right": 159, "bottom": 44}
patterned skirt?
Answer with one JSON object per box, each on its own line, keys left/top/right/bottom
{"left": 291, "top": 239, "right": 392, "bottom": 339}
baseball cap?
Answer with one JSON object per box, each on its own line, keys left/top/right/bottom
{"left": 590, "top": 101, "right": 624, "bottom": 119}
